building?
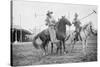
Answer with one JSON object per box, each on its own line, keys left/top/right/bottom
{"left": 11, "top": 25, "right": 32, "bottom": 43}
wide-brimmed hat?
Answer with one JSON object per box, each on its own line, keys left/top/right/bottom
{"left": 46, "top": 11, "right": 53, "bottom": 16}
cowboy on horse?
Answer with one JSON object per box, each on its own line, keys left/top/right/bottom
{"left": 45, "top": 11, "right": 60, "bottom": 43}
{"left": 72, "top": 13, "right": 82, "bottom": 41}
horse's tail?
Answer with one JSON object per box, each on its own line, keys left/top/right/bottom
{"left": 32, "top": 34, "right": 40, "bottom": 49}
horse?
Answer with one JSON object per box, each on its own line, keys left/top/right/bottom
{"left": 67, "top": 21, "right": 96, "bottom": 55}
{"left": 32, "top": 16, "right": 71, "bottom": 55}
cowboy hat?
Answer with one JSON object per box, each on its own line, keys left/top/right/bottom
{"left": 46, "top": 11, "right": 53, "bottom": 16}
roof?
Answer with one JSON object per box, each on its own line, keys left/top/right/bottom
{"left": 11, "top": 25, "right": 32, "bottom": 35}
{"left": 12, "top": 25, "right": 22, "bottom": 29}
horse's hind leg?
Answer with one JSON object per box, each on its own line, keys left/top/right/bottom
{"left": 56, "top": 41, "right": 62, "bottom": 55}
{"left": 85, "top": 40, "right": 87, "bottom": 50}
{"left": 42, "top": 41, "right": 49, "bottom": 56}
{"left": 56, "top": 41, "right": 61, "bottom": 54}
{"left": 84, "top": 40, "right": 87, "bottom": 55}
{"left": 82, "top": 40, "right": 86, "bottom": 55}
{"left": 70, "top": 40, "right": 75, "bottom": 53}
{"left": 41, "top": 47, "right": 46, "bottom": 56}
{"left": 45, "top": 41, "right": 49, "bottom": 55}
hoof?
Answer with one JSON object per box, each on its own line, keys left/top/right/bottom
{"left": 64, "top": 51, "right": 68, "bottom": 54}
{"left": 65, "top": 51, "right": 68, "bottom": 53}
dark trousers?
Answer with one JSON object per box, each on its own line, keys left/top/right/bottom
{"left": 75, "top": 31, "right": 81, "bottom": 41}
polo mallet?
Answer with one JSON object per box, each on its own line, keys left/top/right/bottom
{"left": 80, "top": 10, "right": 97, "bottom": 21}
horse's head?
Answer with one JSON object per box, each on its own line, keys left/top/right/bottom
{"left": 87, "top": 21, "right": 96, "bottom": 36}
{"left": 59, "top": 16, "right": 72, "bottom": 26}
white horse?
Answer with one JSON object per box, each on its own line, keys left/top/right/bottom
{"left": 68, "top": 22, "right": 96, "bottom": 55}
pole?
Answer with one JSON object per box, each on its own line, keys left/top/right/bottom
{"left": 20, "top": 14, "right": 22, "bottom": 42}
{"left": 15, "top": 29, "right": 17, "bottom": 42}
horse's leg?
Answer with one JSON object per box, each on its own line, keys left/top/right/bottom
{"left": 45, "top": 41, "right": 50, "bottom": 55}
{"left": 56, "top": 46, "right": 59, "bottom": 54}
{"left": 42, "top": 46, "right": 46, "bottom": 56}
{"left": 62, "top": 40, "right": 66, "bottom": 54}
{"left": 51, "top": 42, "right": 53, "bottom": 54}
{"left": 41, "top": 41, "right": 49, "bottom": 56}
{"left": 82, "top": 40, "right": 86, "bottom": 55}
{"left": 84, "top": 39, "right": 87, "bottom": 55}
{"left": 45, "top": 45, "right": 48, "bottom": 55}
{"left": 47, "top": 41, "right": 50, "bottom": 53}
{"left": 85, "top": 39, "right": 87, "bottom": 49}
{"left": 56, "top": 41, "right": 59, "bottom": 54}
{"left": 56, "top": 42, "right": 60, "bottom": 54}
{"left": 59, "top": 41, "right": 62, "bottom": 55}
{"left": 70, "top": 40, "right": 76, "bottom": 53}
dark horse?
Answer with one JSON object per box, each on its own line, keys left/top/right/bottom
{"left": 32, "top": 16, "right": 71, "bottom": 55}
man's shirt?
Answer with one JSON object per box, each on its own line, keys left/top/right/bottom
{"left": 73, "top": 19, "right": 81, "bottom": 28}
{"left": 45, "top": 16, "right": 56, "bottom": 26}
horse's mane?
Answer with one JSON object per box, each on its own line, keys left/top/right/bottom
{"left": 82, "top": 23, "right": 90, "bottom": 30}
{"left": 55, "top": 18, "right": 62, "bottom": 26}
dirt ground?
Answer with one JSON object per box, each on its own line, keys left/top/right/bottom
{"left": 11, "top": 36, "right": 97, "bottom": 66}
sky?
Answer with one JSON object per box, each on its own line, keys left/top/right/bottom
{"left": 13, "top": 0, "right": 97, "bottom": 32}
